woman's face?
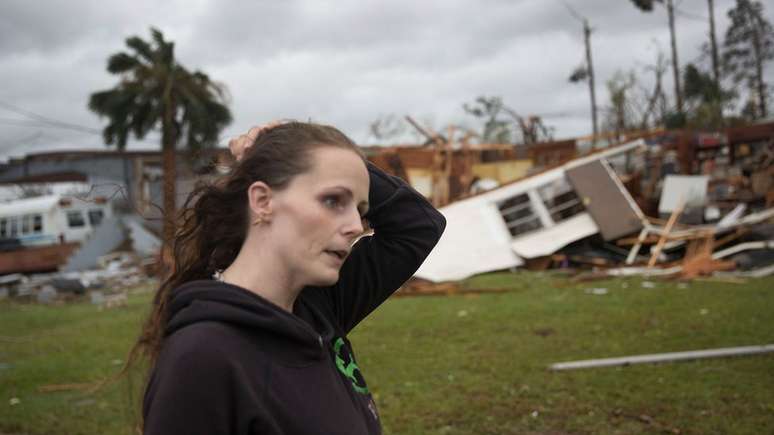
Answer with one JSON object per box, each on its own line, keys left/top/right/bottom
{"left": 266, "top": 146, "right": 369, "bottom": 288}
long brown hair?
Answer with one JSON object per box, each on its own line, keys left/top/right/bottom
{"left": 129, "top": 121, "right": 362, "bottom": 369}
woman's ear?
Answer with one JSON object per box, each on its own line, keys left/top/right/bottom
{"left": 247, "top": 181, "right": 273, "bottom": 223}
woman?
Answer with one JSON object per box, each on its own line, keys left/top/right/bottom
{"left": 137, "top": 121, "right": 446, "bottom": 434}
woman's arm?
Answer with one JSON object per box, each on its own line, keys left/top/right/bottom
{"left": 324, "top": 162, "right": 446, "bottom": 332}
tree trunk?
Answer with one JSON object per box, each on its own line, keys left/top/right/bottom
{"left": 641, "top": 72, "right": 663, "bottom": 129}
{"left": 162, "top": 136, "right": 176, "bottom": 245}
{"left": 584, "top": 19, "right": 599, "bottom": 144}
{"left": 161, "top": 78, "right": 177, "bottom": 250}
{"left": 667, "top": 0, "right": 683, "bottom": 114}
{"left": 752, "top": 23, "right": 767, "bottom": 118}
{"left": 121, "top": 148, "right": 132, "bottom": 212}
{"left": 708, "top": 0, "right": 724, "bottom": 125}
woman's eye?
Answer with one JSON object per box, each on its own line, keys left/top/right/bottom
{"left": 323, "top": 196, "right": 342, "bottom": 209}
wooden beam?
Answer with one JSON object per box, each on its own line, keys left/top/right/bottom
{"left": 647, "top": 200, "right": 684, "bottom": 268}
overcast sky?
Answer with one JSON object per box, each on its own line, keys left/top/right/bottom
{"left": 1, "top": 0, "right": 772, "bottom": 161}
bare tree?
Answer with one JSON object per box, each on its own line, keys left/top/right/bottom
{"left": 463, "top": 96, "right": 514, "bottom": 143}
{"left": 630, "top": 0, "right": 684, "bottom": 115}
{"left": 369, "top": 114, "right": 407, "bottom": 143}
{"left": 640, "top": 51, "right": 670, "bottom": 129}
{"left": 604, "top": 70, "right": 639, "bottom": 138}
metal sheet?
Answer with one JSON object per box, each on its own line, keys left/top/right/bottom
{"left": 658, "top": 175, "right": 709, "bottom": 213}
{"left": 566, "top": 160, "right": 644, "bottom": 241}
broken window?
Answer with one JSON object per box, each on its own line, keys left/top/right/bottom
{"left": 33, "top": 214, "right": 43, "bottom": 233}
{"left": 537, "top": 178, "right": 584, "bottom": 224}
{"left": 67, "top": 211, "right": 85, "bottom": 228}
{"left": 88, "top": 209, "right": 104, "bottom": 227}
{"left": 497, "top": 193, "right": 543, "bottom": 237}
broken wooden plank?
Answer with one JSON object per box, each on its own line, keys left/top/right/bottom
{"left": 549, "top": 344, "right": 774, "bottom": 371}
{"left": 647, "top": 200, "right": 684, "bottom": 268}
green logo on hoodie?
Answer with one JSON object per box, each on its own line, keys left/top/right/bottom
{"left": 333, "top": 337, "right": 369, "bottom": 394}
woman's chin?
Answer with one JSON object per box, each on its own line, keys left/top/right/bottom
{"left": 307, "top": 269, "right": 340, "bottom": 287}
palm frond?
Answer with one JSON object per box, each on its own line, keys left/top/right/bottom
{"left": 107, "top": 52, "right": 141, "bottom": 74}
{"left": 125, "top": 36, "right": 154, "bottom": 63}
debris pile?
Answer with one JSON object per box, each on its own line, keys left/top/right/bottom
{"left": 0, "top": 251, "right": 155, "bottom": 306}
{"left": 401, "top": 122, "right": 773, "bottom": 289}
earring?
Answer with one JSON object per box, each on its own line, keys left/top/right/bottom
{"left": 252, "top": 216, "right": 263, "bottom": 226}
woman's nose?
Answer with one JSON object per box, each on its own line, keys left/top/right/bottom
{"left": 341, "top": 208, "right": 364, "bottom": 238}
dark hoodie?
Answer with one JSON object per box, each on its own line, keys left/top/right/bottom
{"left": 143, "top": 163, "right": 446, "bottom": 435}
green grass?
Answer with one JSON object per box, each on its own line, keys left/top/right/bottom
{"left": 1, "top": 274, "right": 773, "bottom": 434}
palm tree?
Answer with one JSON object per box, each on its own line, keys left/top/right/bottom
{"left": 89, "top": 27, "right": 232, "bottom": 246}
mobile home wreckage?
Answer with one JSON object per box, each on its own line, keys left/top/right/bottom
{"left": 0, "top": 120, "right": 771, "bottom": 300}
{"left": 407, "top": 122, "right": 773, "bottom": 283}
{"left": 414, "top": 139, "right": 648, "bottom": 282}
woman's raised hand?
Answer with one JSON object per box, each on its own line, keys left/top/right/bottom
{"left": 228, "top": 121, "right": 283, "bottom": 162}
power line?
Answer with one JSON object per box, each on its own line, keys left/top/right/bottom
{"left": 558, "top": 0, "right": 585, "bottom": 24}
{"left": 674, "top": 7, "right": 708, "bottom": 22}
{"left": 0, "top": 101, "right": 165, "bottom": 144}
{"left": 0, "top": 100, "right": 102, "bottom": 135}
{"left": 0, "top": 117, "right": 100, "bottom": 134}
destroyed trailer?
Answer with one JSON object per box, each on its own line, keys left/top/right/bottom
{"left": 413, "top": 139, "right": 647, "bottom": 282}
{"left": 410, "top": 136, "right": 774, "bottom": 285}
{"left": 0, "top": 194, "right": 113, "bottom": 274}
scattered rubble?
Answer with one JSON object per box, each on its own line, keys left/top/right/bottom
{"left": 0, "top": 251, "right": 155, "bottom": 305}
{"left": 407, "top": 122, "right": 773, "bottom": 288}
{"left": 1, "top": 121, "right": 772, "bottom": 299}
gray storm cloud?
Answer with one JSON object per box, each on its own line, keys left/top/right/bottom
{"left": 1, "top": 0, "right": 771, "bottom": 160}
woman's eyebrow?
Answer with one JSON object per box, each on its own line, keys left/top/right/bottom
{"left": 323, "top": 186, "right": 354, "bottom": 198}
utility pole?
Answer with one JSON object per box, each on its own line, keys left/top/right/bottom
{"left": 708, "top": 0, "right": 720, "bottom": 84}
{"left": 561, "top": 0, "right": 598, "bottom": 142}
{"left": 708, "top": 0, "right": 724, "bottom": 125}
{"left": 584, "top": 19, "right": 598, "bottom": 141}
{"left": 666, "top": 0, "right": 683, "bottom": 114}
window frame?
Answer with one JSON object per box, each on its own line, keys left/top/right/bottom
{"left": 497, "top": 192, "right": 544, "bottom": 237}
{"left": 66, "top": 210, "right": 86, "bottom": 228}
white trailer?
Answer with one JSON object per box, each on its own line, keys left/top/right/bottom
{"left": 0, "top": 194, "right": 113, "bottom": 247}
